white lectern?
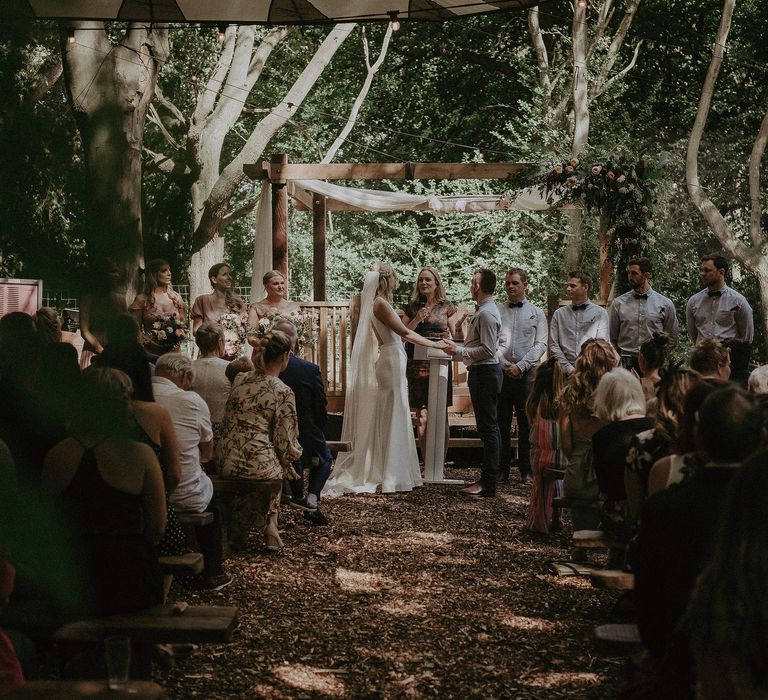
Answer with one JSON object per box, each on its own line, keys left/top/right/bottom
{"left": 414, "top": 345, "right": 464, "bottom": 485}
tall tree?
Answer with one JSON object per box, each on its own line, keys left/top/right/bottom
{"left": 147, "top": 24, "right": 355, "bottom": 301}
{"left": 686, "top": 0, "right": 768, "bottom": 351}
{"left": 61, "top": 21, "right": 168, "bottom": 298}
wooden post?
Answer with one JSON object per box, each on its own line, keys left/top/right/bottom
{"left": 313, "top": 194, "right": 327, "bottom": 301}
{"left": 598, "top": 213, "right": 614, "bottom": 304}
{"left": 271, "top": 153, "right": 289, "bottom": 285}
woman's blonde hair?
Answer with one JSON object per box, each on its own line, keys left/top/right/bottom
{"left": 558, "top": 338, "right": 619, "bottom": 414}
{"left": 372, "top": 262, "right": 396, "bottom": 302}
{"left": 406, "top": 267, "right": 447, "bottom": 313}
{"left": 262, "top": 269, "right": 285, "bottom": 288}
{"left": 142, "top": 258, "right": 184, "bottom": 309}
{"left": 252, "top": 329, "right": 292, "bottom": 373}
{"left": 593, "top": 367, "right": 646, "bottom": 422}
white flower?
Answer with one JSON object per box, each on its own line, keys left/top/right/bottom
{"left": 647, "top": 219, "right": 656, "bottom": 229}
{"left": 617, "top": 174, "right": 626, "bottom": 183}
{"left": 618, "top": 187, "right": 628, "bottom": 194}
{"left": 157, "top": 330, "right": 167, "bottom": 341}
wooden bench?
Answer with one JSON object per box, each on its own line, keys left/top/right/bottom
{"left": 158, "top": 553, "right": 204, "bottom": 577}
{"left": 211, "top": 478, "right": 281, "bottom": 495}
{"left": 175, "top": 511, "right": 213, "bottom": 527}
{"left": 326, "top": 440, "right": 352, "bottom": 452}
{"left": 590, "top": 569, "right": 635, "bottom": 591}
{"left": 593, "top": 623, "right": 642, "bottom": 654}
{"left": 553, "top": 496, "right": 604, "bottom": 511}
{"left": 542, "top": 467, "right": 565, "bottom": 481}
{"left": 5, "top": 680, "right": 163, "bottom": 699}
{"left": 54, "top": 603, "right": 239, "bottom": 678}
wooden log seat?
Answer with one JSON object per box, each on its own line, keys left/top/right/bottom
{"left": 157, "top": 553, "right": 204, "bottom": 577}
{"left": 210, "top": 478, "right": 282, "bottom": 495}
{"left": 553, "top": 496, "right": 604, "bottom": 511}
{"left": 573, "top": 529, "right": 610, "bottom": 549}
{"left": 4, "top": 680, "right": 164, "bottom": 699}
{"left": 589, "top": 569, "right": 635, "bottom": 590}
{"left": 53, "top": 603, "right": 239, "bottom": 646}
{"left": 326, "top": 440, "right": 352, "bottom": 452}
{"left": 175, "top": 511, "right": 213, "bottom": 527}
{"left": 542, "top": 467, "right": 566, "bottom": 481}
{"left": 593, "top": 623, "right": 642, "bottom": 654}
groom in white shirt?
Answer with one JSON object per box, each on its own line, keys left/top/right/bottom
{"left": 454, "top": 268, "right": 502, "bottom": 497}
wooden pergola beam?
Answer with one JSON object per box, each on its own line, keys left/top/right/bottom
{"left": 244, "top": 161, "right": 532, "bottom": 182}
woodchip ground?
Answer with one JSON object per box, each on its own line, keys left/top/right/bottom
{"left": 163, "top": 463, "right": 625, "bottom": 699}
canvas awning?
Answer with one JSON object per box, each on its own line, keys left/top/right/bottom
{"left": 3, "top": 0, "right": 551, "bottom": 23}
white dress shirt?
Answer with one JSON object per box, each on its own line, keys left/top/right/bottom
{"left": 460, "top": 298, "right": 501, "bottom": 366}
{"left": 686, "top": 284, "right": 753, "bottom": 343}
{"left": 496, "top": 299, "right": 547, "bottom": 372}
{"left": 609, "top": 287, "right": 679, "bottom": 355}
{"left": 549, "top": 300, "right": 610, "bottom": 374}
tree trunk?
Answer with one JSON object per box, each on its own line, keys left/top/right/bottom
{"left": 598, "top": 214, "right": 613, "bottom": 303}
{"left": 565, "top": 2, "right": 590, "bottom": 271}
{"left": 61, "top": 22, "right": 168, "bottom": 300}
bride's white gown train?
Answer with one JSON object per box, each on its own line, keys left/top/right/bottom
{"left": 324, "top": 274, "right": 422, "bottom": 495}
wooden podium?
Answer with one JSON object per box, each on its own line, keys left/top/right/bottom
{"left": 414, "top": 345, "right": 464, "bottom": 485}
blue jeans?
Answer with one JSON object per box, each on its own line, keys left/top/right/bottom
{"left": 468, "top": 364, "right": 503, "bottom": 491}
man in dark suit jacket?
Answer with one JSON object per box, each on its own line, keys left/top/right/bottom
{"left": 275, "top": 321, "right": 333, "bottom": 525}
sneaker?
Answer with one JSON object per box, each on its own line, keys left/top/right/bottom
{"left": 303, "top": 509, "right": 329, "bottom": 526}
{"left": 289, "top": 497, "right": 318, "bottom": 512}
{"left": 201, "top": 572, "right": 233, "bottom": 591}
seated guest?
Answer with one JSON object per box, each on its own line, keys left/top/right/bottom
{"left": 99, "top": 342, "right": 186, "bottom": 558}
{"left": 558, "top": 338, "right": 618, "bottom": 533}
{"left": 647, "top": 380, "right": 725, "bottom": 497}
{"left": 689, "top": 338, "right": 731, "bottom": 381}
{"left": 634, "top": 386, "right": 763, "bottom": 696}
{"left": 35, "top": 342, "right": 81, "bottom": 450}
{"left": 0, "top": 556, "right": 24, "bottom": 692}
{"left": 273, "top": 320, "right": 333, "bottom": 525}
{"left": 152, "top": 354, "right": 231, "bottom": 590}
{"left": 525, "top": 357, "right": 565, "bottom": 534}
{"left": 225, "top": 356, "right": 254, "bottom": 383}
{"left": 592, "top": 368, "right": 654, "bottom": 504}
{"left": 192, "top": 322, "right": 231, "bottom": 443}
{"left": 41, "top": 367, "right": 166, "bottom": 615}
{"left": 687, "top": 449, "right": 768, "bottom": 700}
{"left": 33, "top": 307, "right": 62, "bottom": 345}
{"left": 747, "top": 364, "right": 768, "bottom": 395}
{"left": 638, "top": 331, "right": 670, "bottom": 404}
{"left": 625, "top": 367, "right": 702, "bottom": 522}
{"left": 218, "top": 331, "right": 302, "bottom": 551}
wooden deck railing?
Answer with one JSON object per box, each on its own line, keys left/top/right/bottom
{"left": 299, "top": 301, "right": 470, "bottom": 412}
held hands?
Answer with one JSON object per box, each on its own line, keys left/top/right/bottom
{"left": 503, "top": 362, "right": 523, "bottom": 378}
{"left": 434, "top": 338, "right": 456, "bottom": 353}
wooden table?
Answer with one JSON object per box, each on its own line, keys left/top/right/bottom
{"left": 5, "top": 680, "right": 163, "bottom": 698}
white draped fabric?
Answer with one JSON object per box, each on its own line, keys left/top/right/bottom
{"left": 289, "top": 179, "right": 570, "bottom": 214}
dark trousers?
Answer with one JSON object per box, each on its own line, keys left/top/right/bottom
{"left": 195, "top": 493, "right": 224, "bottom": 577}
{"left": 468, "top": 364, "right": 503, "bottom": 492}
{"left": 290, "top": 451, "right": 333, "bottom": 501}
{"left": 498, "top": 371, "right": 533, "bottom": 477}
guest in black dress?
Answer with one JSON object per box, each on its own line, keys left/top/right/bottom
{"left": 42, "top": 367, "right": 166, "bottom": 615}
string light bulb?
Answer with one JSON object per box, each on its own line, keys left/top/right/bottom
{"left": 217, "top": 23, "right": 227, "bottom": 41}
{"left": 67, "top": 27, "right": 75, "bottom": 44}
{"left": 388, "top": 11, "right": 401, "bottom": 32}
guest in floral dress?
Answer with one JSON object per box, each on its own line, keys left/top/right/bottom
{"left": 402, "top": 267, "right": 466, "bottom": 457}
{"left": 130, "top": 259, "right": 188, "bottom": 357}
{"left": 191, "top": 263, "right": 247, "bottom": 361}
{"left": 525, "top": 358, "right": 566, "bottom": 534}
{"left": 218, "top": 330, "right": 301, "bottom": 551}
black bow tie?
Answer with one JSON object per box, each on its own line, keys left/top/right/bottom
{"left": 571, "top": 303, "right": 588, "bottom": 310}
{"left": 508, "top": 301, "right": 524, "bottom": 308}
{"left": 708, "top": 290, "right": 722, "bottom": 297}
{"left": 634, "top": 293, "right": 648, "bottom": 300}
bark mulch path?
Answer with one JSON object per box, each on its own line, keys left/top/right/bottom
{"left": 162, "top": 464, "right": 628, "bottom": 698}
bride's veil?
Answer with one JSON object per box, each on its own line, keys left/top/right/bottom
{"left": 325, "top": 270, "right": 380, "bottom": 491}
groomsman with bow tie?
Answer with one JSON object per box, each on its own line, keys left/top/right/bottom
{"left": 686, "top": 254, "right": 753, "bottom": 384}
{"left": 496, "top": 268, "right": 547, "bottom": 483}
{"left": 549, "top": 270, "right": 610, "bottom": 375}
{"left": 608, "top": 256, "right": 678, "bottom": 371}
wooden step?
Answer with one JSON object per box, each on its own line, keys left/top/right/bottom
{"left": 590, "top": 569, "right": 635, "bottom": 590}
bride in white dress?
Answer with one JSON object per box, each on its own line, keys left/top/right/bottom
{"left": 324, "top": 263, "right": 452, "bottom": 495}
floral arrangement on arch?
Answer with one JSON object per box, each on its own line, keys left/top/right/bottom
{"left": 540, "top": 152, "right": 663, "bottom": 258}
{"left": 247, "top": 310, "right": 318, "bottom": 356}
